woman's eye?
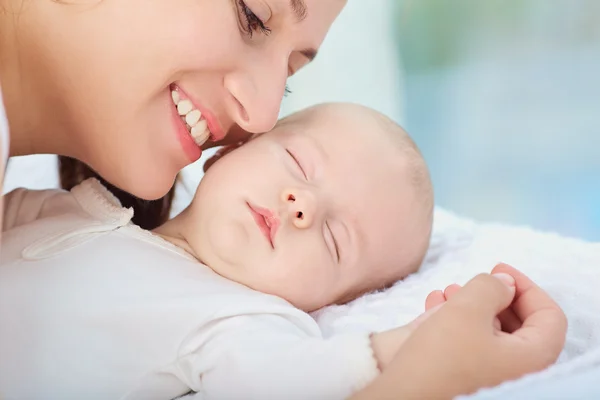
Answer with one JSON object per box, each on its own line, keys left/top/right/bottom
{"left": 238, "top": 0, "right": 271, "bottom": 37}
{"left": 286, "top": 149, "right": 307, "bottom": 180}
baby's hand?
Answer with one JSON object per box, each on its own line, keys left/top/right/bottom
{"left": 371, "top": 272, "right": 523, "bottom": 373}
{"left": 353, "top": 265, "right": 566, "bottom": 400}
{"left": 425, "top": 274, "right": 523, "bottom": 333}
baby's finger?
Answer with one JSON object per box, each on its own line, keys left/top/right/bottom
{"left": 443, "top": 284, "right": 461, "bottom": 300}
{"left": 425, "top": 290, "right": 446, "bottom": 311}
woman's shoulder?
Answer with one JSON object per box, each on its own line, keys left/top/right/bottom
{"left": 1, "top": 179, "right": 135, "bottom": 262}
{"left": 3, "top": 178, "right": 133, "bottom": 232}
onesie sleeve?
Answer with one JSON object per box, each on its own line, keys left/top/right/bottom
{"left": 177, "top": 313, "right": 380, "bottom": 400}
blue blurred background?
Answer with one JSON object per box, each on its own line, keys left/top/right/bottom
{"left": 396, "top": 0, "right": 600, "bottom": 241}
{"left": 5, "top": 1, "right": 599, "bottom": 241}
{"left": 282, "top": 0, "right": 600, "bottom": 241}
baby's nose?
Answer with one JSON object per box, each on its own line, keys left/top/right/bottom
{"left": 281, "top": 188, "right": 316, "bottom": 229}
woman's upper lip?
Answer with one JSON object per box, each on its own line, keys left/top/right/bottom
{"left": 171, "top": 83, "right": 226, "bottom": 141}
{"left": 247, "top": 202, "right": 280, "bottom": 247}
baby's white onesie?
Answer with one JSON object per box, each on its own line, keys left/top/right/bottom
{"left": 0, "top": 179, "right": 379, "bottom": 400}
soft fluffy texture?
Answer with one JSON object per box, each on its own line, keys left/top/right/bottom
{"left": 5, "top": 153, "right": 600, "bottom": 397}
{"left": 311, "top": 207, "right": 600, "bottom": 396}
{"left": 178, "top": 208, "right": 600, "bottom": 400}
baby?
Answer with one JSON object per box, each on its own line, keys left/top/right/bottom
{"left": 0, "top": 103, "right": 434, "bottom": 400}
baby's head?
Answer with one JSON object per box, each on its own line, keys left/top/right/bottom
{"left": 179, "top": 103, "right": 433, "bottom": 311}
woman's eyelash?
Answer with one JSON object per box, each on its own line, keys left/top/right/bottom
{"left": 238, "top": 0, "right": 271, "bottom": 37}
{"left": 236, "top": 2, "right": 291, "bottom": 96}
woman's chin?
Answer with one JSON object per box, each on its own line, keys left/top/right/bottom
{"left": 116, "top": 170, "right": 179, "bottom": 201}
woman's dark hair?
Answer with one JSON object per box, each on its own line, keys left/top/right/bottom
{"left": 58, "top": 156, "right": 176, "bottom": 230}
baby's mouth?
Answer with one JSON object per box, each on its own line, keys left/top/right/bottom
{"left": 247, "top": 203, "right": 280, "bottom": 248}
{"left": 170, "top": 85, "right": 213, "bottom": 147}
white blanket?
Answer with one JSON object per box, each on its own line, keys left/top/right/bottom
{"left": 310, "top": 207, "right": 600, "bottom": 397}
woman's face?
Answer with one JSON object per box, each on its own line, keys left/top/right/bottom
{"left": 32, "top": 0, "right": 346, "bottom": 199}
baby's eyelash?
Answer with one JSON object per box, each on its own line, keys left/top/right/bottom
{"left": 286, "top": 149, "right": 306, "bottom": 179}
{"left": 326, "top": 222, "right": 340, "bottom": 263}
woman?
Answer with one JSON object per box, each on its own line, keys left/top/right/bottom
{"left": 0, "top": 0, "right": 566, "bottom": 397}
{"left": 1, "top": 0, "right": 346, "bottom": 228}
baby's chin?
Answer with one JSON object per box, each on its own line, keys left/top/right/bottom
{"left": 278, "top": 291, "right": 337, "bottom": 313}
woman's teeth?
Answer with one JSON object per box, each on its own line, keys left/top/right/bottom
{"left": 171, "top": 90, "right": 211, "bottom": 146}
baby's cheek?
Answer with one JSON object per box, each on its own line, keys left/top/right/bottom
{"left": 279, "top": 255, "right": 336, "bottom": 309}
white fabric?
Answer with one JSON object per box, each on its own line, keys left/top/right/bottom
{"left": 0, "top": 84, "right": 9, "bottom": 167}
{"left": 0, "top": 179, "right": 378, "bottom": 400}
{"left": 460, "top": 344, "right": 600, "bottom": 399}
{"left": 307, "top": 208, "right": 600, "bottom": 397}
{"left": 4, "top": 178, "right": 600, "bottom": 400}
{"left": 178, "top": 208, "right": 600, "bottom": 400}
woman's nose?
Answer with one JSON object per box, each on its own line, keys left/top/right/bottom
{"left": 281, "top": 187, "right": 317, "bottom": 229}
{"left": 224, "top": 54, "right": 288, "bottom": 134}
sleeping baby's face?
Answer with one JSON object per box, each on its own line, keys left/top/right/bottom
{"left": 179, "top": 103, "right": 433, "bottom": 312}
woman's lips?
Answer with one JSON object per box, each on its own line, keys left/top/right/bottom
{"left": 247, "top": 202, "right": 280, "bottom": 248}
{"left": 170, "top": 97, "right": 202, "bottom": 163}
{"left": 171, "top": 83, "right": 226, "bottom": 142}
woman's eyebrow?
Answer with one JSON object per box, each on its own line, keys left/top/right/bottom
{"left": 286, "top": 0, "right": 317, "bottom": 61}
{"left": 289, "top": 0, "right": 308, "bottom": 22}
